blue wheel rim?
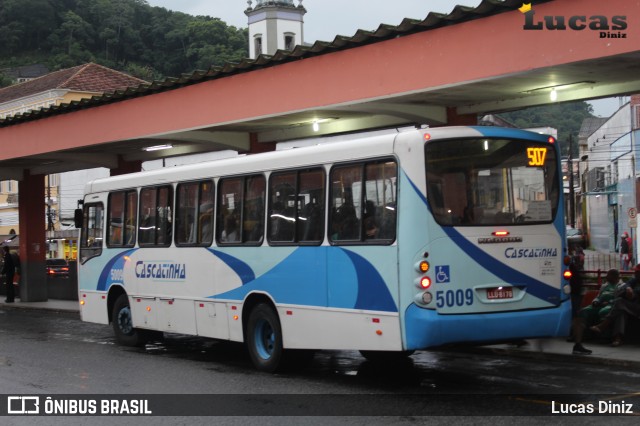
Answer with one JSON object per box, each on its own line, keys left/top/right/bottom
{"left": 254, "top": 318, "right": 275, "bottom": 360}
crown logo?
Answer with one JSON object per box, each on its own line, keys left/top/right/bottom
{"left": 518, "top": 3, "right": 532, "bottom": 13}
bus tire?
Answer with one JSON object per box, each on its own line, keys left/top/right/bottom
{"left": 359, "top": 350, "right": 415, "bottom": 363}
{"left": 246, "top": 303, "right": 284, "bottom": 373}
{"left": 112, "top": 294, "right": 143, "bottom": 347}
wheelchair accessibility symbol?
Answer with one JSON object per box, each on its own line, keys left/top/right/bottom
{"left": 435, "top": 266, "right": 450, "bottom": 283}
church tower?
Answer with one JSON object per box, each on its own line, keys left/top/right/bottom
{"left": 245, "top": 0, "right": 306, "bottom": 59}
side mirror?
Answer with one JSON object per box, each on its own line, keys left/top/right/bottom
{"left": 74, "top": 209, "right": 83, "bottom": 229}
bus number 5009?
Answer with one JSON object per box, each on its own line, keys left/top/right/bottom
{"left": 435, "top": 289, "right": 474, "bottom": 308}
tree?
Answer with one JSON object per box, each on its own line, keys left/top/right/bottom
{"left": 1, "top": 0, "right": 249, "bottom": 78}
{"left": 499, "top": 102, "right": 595, "bottom": 156}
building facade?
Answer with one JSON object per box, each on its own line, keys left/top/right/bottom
{"left": 245, "top": 0, "right": 306, "bottom": 59}
{"left": 0, "top": 64, "right": 145, "bottom": 259}
{"left": 582, "top": 98, "right": 639, "bottom": 256}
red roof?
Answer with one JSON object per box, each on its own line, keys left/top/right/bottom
{"left": 0, "top": 63, "right": 147, "bottom": 104}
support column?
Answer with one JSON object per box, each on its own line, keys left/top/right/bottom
{"left": 18, "top": 172, "right": 47, "bottom": 302}
{"left": 110, "top": 155, "right": 141, "bottom": 176}
{"left": 446, "top": 107, "right": 478, "bottom": 126}
{"left": 248, "top": 133, "right": 276, "bottom": 154}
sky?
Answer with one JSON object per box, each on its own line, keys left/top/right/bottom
{"left": 145, "top": 0, "right": 621, "bottom": 117}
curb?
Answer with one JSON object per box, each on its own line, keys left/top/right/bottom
{"left": 462, "top": 344, "right": 640, "bottom": 369}
{"left": 0, "top": 302, "right": 79, "bottom": 314}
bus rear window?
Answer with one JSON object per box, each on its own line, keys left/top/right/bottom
{"left": 425, "top": 138, "right": 559, "bottom": 226}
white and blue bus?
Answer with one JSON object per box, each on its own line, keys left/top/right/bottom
{"left": 77, "top": 126, "right": 571, "bottom": 372}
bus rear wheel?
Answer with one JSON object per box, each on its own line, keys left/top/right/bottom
{"left": 112, "top": 294, "right": 144, "bottom": 347}
{"left": 246, "top": 303, "right": 284, "bottom": 373}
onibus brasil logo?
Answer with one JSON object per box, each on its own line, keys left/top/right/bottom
{"left": 519, "top": 2, "right": 627, "bottom": 39}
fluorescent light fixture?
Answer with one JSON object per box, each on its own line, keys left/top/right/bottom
{"left": 143, "top": 144, "right": 173, "bottom": 152}
{"left": 524, "top": 81, "right": 594, "bottom": 100}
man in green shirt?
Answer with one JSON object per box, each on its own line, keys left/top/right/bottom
{"left": 572, "top": 269, "right": 621, "bottom": 355}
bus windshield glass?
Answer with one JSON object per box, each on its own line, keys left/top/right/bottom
{"left": 425, "top": 137, "right": 559, "bottom": 226}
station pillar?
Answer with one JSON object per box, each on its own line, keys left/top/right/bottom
{"left": 18, "top": 172, "right": 48, "bottom": 302}
{"left": 110, "top": 156, "right": 141, "bottom": 176}
{"left": 446, "top": 107, "right": 478, "bottom": 126}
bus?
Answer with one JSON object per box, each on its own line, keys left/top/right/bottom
{"left": 76, "top": 126, "right": 571, "bottom": 372}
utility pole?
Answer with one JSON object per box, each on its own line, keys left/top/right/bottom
{"left": 568, "top": 134, "right": 575, "bottom": 228}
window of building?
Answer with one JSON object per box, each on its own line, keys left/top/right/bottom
{"left": 284, "top": 33, "right": 295, "bottom": 51}
{"left": 254, "top": 35, "right": 263, "bottom": 56}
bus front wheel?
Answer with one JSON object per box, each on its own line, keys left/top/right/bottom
{"left": 112, "top": 294, "right": 143, "bottom": 347}
{"left": 246, "top": 303, "right": 284, "bottom": 373}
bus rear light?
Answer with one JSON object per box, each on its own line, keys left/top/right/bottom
{"left": 422, "top": 292, "right": 433, "bottom": 304}
{"left": 563, "top": 270, "right": 572, "bottom": 280}
{"left": 372, "top": 318, "right": 380, "bottom": 323}
{"left": 563, "top": 255, "right": 571, "bottom": 266}
{"left": 417, "top": 276, "right": 431, "bottom": 289}
{"left": 548, "top": 136, "right": 555, "bottom": 144}
{"left": 233, "top": 315, "right": 239, "bottom": 321}
{"left": 492, "top": 230, "right": 509, "bottom": 237}
{"left": 146, "top": 306, "right": 151, "bottom": 312}
{"left": 376, "top": 330, "right": 383, "bottom": 336}
{"left": 424, "top": 133, "right": 431, "bottom": 141}
{"left": 563, "top": 285, "right": 571, "bottom": 295}
{"left": 415, "top": 260, "right": 430, "bottom": 273}
{"left": 80, "top": 300, "right": 85, "bottom": 306}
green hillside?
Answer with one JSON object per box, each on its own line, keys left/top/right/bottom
{"left": 0, "top": 0, "right": 248, "bottom": 81}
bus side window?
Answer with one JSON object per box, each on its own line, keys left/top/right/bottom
{"left": 330, "top": 163, "right": 362, "bottom": 242}
{"left": 80, "top": 203, "right": 104, "bottom": 263}
{"left": 297, "top": 169, "right": 325, "bottom": 244}
{"left": 243, "top": 175, "right": 265, "bottom": 244}
{"left": 269, "top": 174, "right": 296, "bottom": 242}
{"left": 139, "top": 186, "right": 172, "bottom": 246}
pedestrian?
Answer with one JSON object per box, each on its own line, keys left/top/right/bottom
{"left": 2, "top": 246, "right": 15, "bottom": 303}
{"left": 619, "top": 231, "right": 631, "bottom": 271}
{"left": 590, "top": 263, "right": 640, "bottom": 346}
{"left": 571, "top": 269, "right": 620, "bottom": 355}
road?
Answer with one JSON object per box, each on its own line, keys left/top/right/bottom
{"left": 0, "top": 307, "right": 638, "bottom": 425}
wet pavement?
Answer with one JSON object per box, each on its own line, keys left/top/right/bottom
{"left": 1, "top": 297, "right": 638, "bottom": 369}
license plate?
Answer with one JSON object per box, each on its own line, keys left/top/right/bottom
{"left": 486, "top": 287, "right": 513, "bottom": 300}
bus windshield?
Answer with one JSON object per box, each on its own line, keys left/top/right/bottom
{"left": 425, "top": 137, "right": 559, "bottom": 226}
